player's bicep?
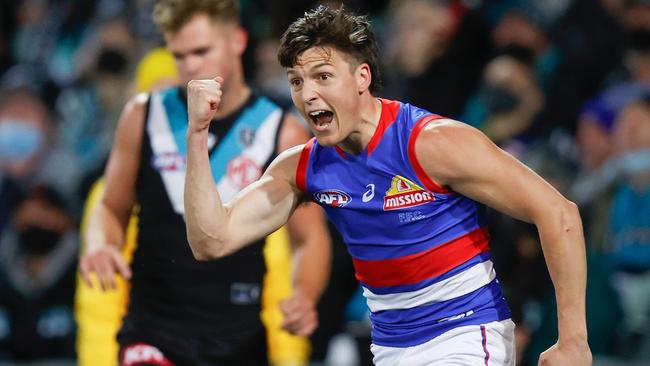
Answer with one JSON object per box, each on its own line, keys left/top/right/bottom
{"left": 415, "top": 121, "right": 565, "bottom": 223}
{"left": 223, "top": 146, "right": 305, "bottom": 246}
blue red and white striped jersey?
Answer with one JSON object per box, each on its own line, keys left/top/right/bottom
{"left": 296, "top": 98, "right": 511, "bottom": 347}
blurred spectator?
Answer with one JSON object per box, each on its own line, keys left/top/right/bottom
{"left": 0, "top": 185, "right": 78, "bottom": 364}
{"left": 490, "top": 5, "right": 561, "bottom": 92}
{"left": 0, "top": 86, "right": 54, "bottom": 234}
{"left": 536, "top": 0, "right": 625, "bottom": 136}
{"left": 607, "top": 96, "right": 650, "bottom": 359}
{"left": 384, "top": 0, "right": 492, "bottom": 117}
{"left": 602, "top": 0, "right": 650, "bottom": 87}
{"left": 572, "top": 96, "right": 618, "bottom": 254}
{"left": 569, "top": 83, "right": 650, "bottom": 207}
{"left": 576, "top": 98, "right": 617, "bottom": 172}
{"left": 52, "top": 17, "right": 136, "bottom": 201}
{"left": 461, "top": 54, "right": 544, "bottom": 148}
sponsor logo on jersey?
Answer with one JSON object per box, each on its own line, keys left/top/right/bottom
{"left": 314, "top": 189, "right": 352, "bottom": 208}
{"left": 121, "top": 343, "right": 173, "bottom": 366}
{"left": 226, "top": 155, "right": 262, "bottom": 189}
{"left": 151, "top": 152, "right": 185, "bottom": 171}
{"left": 383, "top": 175, "right": 434, "bottom": 210}
{"left": 362, "top": 183, "right": 375, "bottom": 202}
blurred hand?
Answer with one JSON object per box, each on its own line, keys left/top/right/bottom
{"left": 279, "top": 290, "right": 318, "bottom": 336}
{"left": 538, "top": 339, "right": 592, "bottom": 366}
{"left": 187, "top": 76, "right": 223, "bottom": 133}
{"left": 79, "top": 243, "right": 131, "bottom": 291}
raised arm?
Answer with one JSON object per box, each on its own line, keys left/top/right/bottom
{"left": 79, "top": 93, "right": 147, "bottom": 290}
{"left": 184, "top": 78, "right": 304, "bottom": 260}
{"left": 413, "top": 119, "right": 591, "bottom": 365}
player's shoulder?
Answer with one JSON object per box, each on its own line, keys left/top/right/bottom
{"left": 415, "top": 117, "right": 482, "bottom": 145}
{"left": 267, "top": 141, "right": 312, "bottom": 177}
{"left": 114, "top": 92, "right": 150, "bottom": 145}
{"left": 121, "top": 92, "right": 150, "bottom": 119}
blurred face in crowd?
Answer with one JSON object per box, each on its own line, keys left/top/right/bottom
{"left": 14, "top": 191, "right": 72, "bottom": 257}
{"left": 576, "top": 117, "right": 613, "bottom": 171}
{"left": 492, "top": 11, "right": 547, "bottom": 54}
{"left": 0, "top": 91, "right": 51, "bottom": 178}
{"left": 388, "top": 0, "right": 454, "bottom": 75}
{"left": 287, "top": 46, "right": 372, "bottom": 147}
{"left": 614, "top": 102, "right": 650, "bottom": 153}
{"left": 164, "top": 13, "right": 247, "bottom": 88}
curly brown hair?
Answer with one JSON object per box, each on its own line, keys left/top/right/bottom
{"left": 278, "top": 5, "right": 382, "bottom": 94}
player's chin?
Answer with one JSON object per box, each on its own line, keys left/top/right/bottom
{"left": 313, "top": 132, "right": 340, "bottom": 147}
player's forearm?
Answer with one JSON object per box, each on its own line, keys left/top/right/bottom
{"left": 84, "top": 203, "right": 126, "bottom": 252}
{"left": 286, "top": 204, "right": 331, "bottom": 302}
{"left": 292, "top": 235, "right": 331, "bottom": 303}
{"left": 184, "top": 131, "right": 230, "bottom": 260}
{"left": 537, "top": 200, "right": 588, "bottom": 342}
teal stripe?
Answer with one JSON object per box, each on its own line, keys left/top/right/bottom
{"left": 161, "top": 88, "right": 189, "bottom": 157}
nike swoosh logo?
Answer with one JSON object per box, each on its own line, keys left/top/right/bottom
{"left": 362, "top": 184, "right": 375, "bottom": 202}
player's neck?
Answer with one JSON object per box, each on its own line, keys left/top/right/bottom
{"left": 214, "top": 72, "right": 250, "bottom": 119}
{"left": 338, "top": 95, "right": 382, "bottom": 155}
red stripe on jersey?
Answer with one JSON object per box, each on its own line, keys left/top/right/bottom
{"left": 352, "top": 227, "right": 490, "bottom": 288}
{"left": 335, "top": 146, "right": 348, "bottom": 160}
{"left": 296, "top": 138, "right": 315, "bottom": 193}
{"left": 408, "top": 115, "right": 451, "bottom": 194}
{"left": 367, "top": 98, "right": 401, "bottom": 155}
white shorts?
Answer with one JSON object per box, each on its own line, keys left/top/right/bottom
{"left": 370, "top": 319, "right": 516, "bottom": 366}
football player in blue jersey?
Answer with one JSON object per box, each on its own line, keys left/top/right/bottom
{"left": 184, "top": 5, "right": 592, "bottom": 366}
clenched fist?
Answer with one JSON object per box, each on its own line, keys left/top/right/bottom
{"left": 187, "top": 76, "right": 223, "bottom": 133}
{"left": 280, "top": 290, "right": 319, "bottom": 336}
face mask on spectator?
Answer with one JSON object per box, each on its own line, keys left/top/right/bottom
{"left": 19, "top": 226, "right": 62, "bottom": 255}
{"left": 482, "top": 85, "right": 520, "bottom": 115}
{"left": 619, "top": 149, "right": 650, "bottom": 179}
{"left": 0, "top": 118, "right": 44, "bottom": 162}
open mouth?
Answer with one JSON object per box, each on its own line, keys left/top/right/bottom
{"left": 308, "top": 110, "right": 334, "bottom": 130}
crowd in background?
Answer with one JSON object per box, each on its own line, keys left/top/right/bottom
{"left": 0, "top": 0, "right": 649, "bottom": 365}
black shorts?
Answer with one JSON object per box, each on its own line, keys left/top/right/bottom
{"left": 117, "top": 318, "right": 268, "bottom": 366}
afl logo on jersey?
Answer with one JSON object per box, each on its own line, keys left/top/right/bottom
{"left": 314, "top": 189, "right": 352, "bottom": 208}
{"left": 383, "top": 175, "right": 434, "bottom": 210}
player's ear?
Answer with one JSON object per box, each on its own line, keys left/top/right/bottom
{"left": 231, "top": 26, "right": 248, "bottom": 56}
{"left": 356, "top": 62, "right": 372, "bottom": 95}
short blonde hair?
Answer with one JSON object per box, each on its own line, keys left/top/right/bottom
{"left": 153, "top": 0, "right": 240, "bottom": 34}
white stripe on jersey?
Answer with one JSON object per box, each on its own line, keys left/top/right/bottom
{"left": 148, "top": 93, "right": 186, "bottom": 215}
{"left": 363, "top": 260, "right": 496, "bottom": 312}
